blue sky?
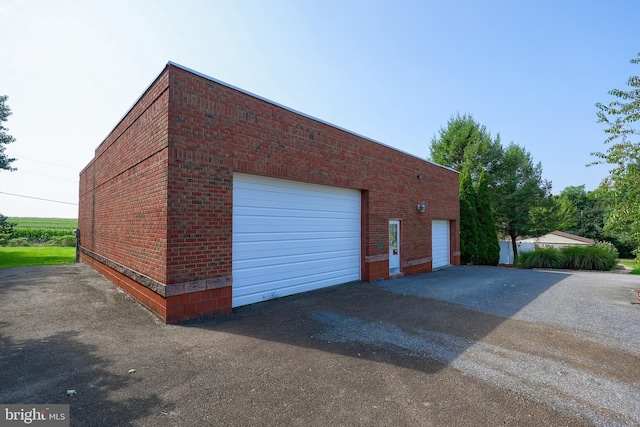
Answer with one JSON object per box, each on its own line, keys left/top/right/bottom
{"left": 1, "top": 0, "right": 639, "bottom": 218}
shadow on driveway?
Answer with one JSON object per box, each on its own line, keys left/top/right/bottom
{"left": 187, "top": 266, "right": 640, "bottom": 425}
{"left": 0, "top": 327, "right": 162, "bottom": 425}
{"left": 375, "top": 265, "right": 573, "bottom": 317}
{"left": 3, "top": 264, "right": 638, "bottom": 426}
{"left": 190, "top": 266, "right": 571, "bottom": 374}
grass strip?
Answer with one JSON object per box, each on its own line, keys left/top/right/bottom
{"left": 0, "top": 247, "right": 76, "bottom": 268}
{"left": 619, "top": 259, "right": 640, "bottom": 275}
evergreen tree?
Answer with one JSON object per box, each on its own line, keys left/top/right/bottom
{"left": 429, "top": 113, "right": 502, "bottom": 183}
{"left": 0, "top": 95, "right": 17, "bottom": 171}
{"left": 459, "top": 170, "right": 479, "bottom": 264}
{"left": 476, "top": 170, "right": 500, "bottom": 265}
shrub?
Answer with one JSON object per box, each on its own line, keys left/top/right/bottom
{"left": 595, "top": 241, "right": 619, "bottom": 259}
{"left": 517, "top": 248, "right": 565, "bottom": 269}
{"left": 11, "top": 228, "right": 72, "bottom": 243}
{"left": 8, "top": 237, "right": 29, "bottom": 247}
{"left": 2, "top": 228, "right": 75, "bottom": 246}
{"left": 49, "top": 235, "right": 76, "bottom": 247}
{"left": 561, "top": 246, "right": 617, "bottom": 271}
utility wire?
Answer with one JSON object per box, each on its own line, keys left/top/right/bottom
{"left": 0, "top": 191, "right": 78, "bottom": 206}
{"left": 19, "top": 169, "right": 78, "bottom": 184}
{"left": 13, "top": 155, "right": 79, "bottom": 171}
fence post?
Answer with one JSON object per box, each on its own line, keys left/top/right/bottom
{"left": 74, "top": 228, "right": 80, "bottom": 263}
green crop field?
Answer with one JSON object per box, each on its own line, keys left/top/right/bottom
{"left": 2, "top": 217, "right": 78, "bottom": 247}
{"left": 0, "top": 246, "right": 76, "bottom": 268}
{"left": 8, "top": 217, "right": 77, "bottom": 230}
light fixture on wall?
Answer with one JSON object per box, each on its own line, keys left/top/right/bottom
{"left": 417, "top": 201, "right": 426, "bottom": 213}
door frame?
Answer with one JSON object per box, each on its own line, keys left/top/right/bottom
{"left": 389, "top": 219, "right": 401, "bottom": 275}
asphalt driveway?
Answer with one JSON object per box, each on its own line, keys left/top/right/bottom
{"left": 1, "top": 264, "right": 639, "bottom": 426}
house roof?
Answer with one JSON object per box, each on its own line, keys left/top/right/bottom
{"left": 517, "top": 231, "right": 595, "bottom": 245}
{"left": 548, "top": 231, "right": 595, "bottom": 245}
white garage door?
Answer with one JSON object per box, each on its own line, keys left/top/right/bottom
{"left": 232, "top": 174, "right": 361, "bottom": 307}
{"left": 432, "top": 220, "right": 450, "bottom": 269}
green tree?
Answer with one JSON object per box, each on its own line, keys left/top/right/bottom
{"left": 558, "top": 186, "right": 606, "bottom": 240}
{"left": 476, "top": 170, "right": 500, "bottom": 265}
{"left": 0, "top": 213, "right": 15, "bottom": 245}
{"left": 0, "top": 95, "right": 17, "bottom": 171}
{"left": 459, "top": 170, "right": 480, "bottom": 264}
{"left": 528, "top": 196, "right": 564, "bottom": 236}
{"left": 0, "top": 213, "right": 15, "bottom": 233}
{"left": 429, "top": 113, "right": 502, "bottom": 181}
{"left": 429, "top": 114, "right": 552, "bottom": 260}
{"left": 528, "top": 192, "right": 578, "bottom": 236}
{"left": 595, "top": 183, "right": 637, "bottom": 257}
{"left": 593, "top": 52, "right": 640, "bottom": 258}
{"left": 492, "top": 143, "right": 551, "bottom": 258}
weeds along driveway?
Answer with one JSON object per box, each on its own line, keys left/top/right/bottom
{"left": 0, "top": 264, "right": 639, "bottom": 426}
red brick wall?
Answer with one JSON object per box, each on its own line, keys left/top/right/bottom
{"left": 79, "top": 70, "right": 171, "bottom": 284}
{"left": 165, "top": 64, "right": 460, "bottom": 285}
{"left": 80, "top": 252, "right": 231, "bottom": 323}
{"left": 79, "top": 63, "right": 460, "bottom": 322}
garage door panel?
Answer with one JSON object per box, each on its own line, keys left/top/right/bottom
{"left": 235, "top": 254, "right": 361, "bottom": 274}
{"left": 234, "top": 245, "right": 359, "bottom": 264}
{"left": 234, "top": 203, "right": 360, "bottom": 216}
{"left": 234, "top": 231, "right": 359, "bottom": 243}
{"left": 233, "top": 265, "right": 359, "bottom": 307}
{"left": 432, "top": 220, "right": 450, "bottom": 269}
{"left": 238, "top": 268, "right": 359, "bottom": 291}
{"left": 234, "top": 201, "right": 359, "bottom": 214}
{"left": 237, "top": 181, "right": 359, "bottom": 197}
{"left": 234, "top": 200, "right": 360, "bottom": 214}
{"left": 234, "top": 241, "right": 359, "bottom": 260}
{"left": 235, "top": 261, "right": 360, "bottom": 285}
{"left": 235, "top": 188, "right": 359, "bottom": 207}
{"left": 234, "top": 220, "right": 358, "bottom": 234}
{"left": 233, "top": 275, "right": 355, "bottom": 307}
{"left": 233, "top": 174, "right": 361, "bottom": 307}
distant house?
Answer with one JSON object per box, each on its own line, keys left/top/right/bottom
{"left": 498, "top": 231, "right": 595, "bottom": 264}
{"left": 519, "top": 231, "right": 595, "bottom": 249}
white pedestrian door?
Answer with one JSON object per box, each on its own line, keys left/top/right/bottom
{"left": 389, "top": 220, "right": 400, "bottom": 274}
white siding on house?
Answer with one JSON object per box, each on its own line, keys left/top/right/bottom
{"left": 499, "top": 241, "right": 535, "bottom": 264}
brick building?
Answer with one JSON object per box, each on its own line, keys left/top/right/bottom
{"left": 78, "top": 62, "right": 460, "bottom": 323}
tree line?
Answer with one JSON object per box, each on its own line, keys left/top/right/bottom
{"left": 428, "top": 52, "right": 640, "bottom": 264}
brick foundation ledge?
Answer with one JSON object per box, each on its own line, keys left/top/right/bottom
{"left": 79, "top": 248, "right": 232, "bottom": 323}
